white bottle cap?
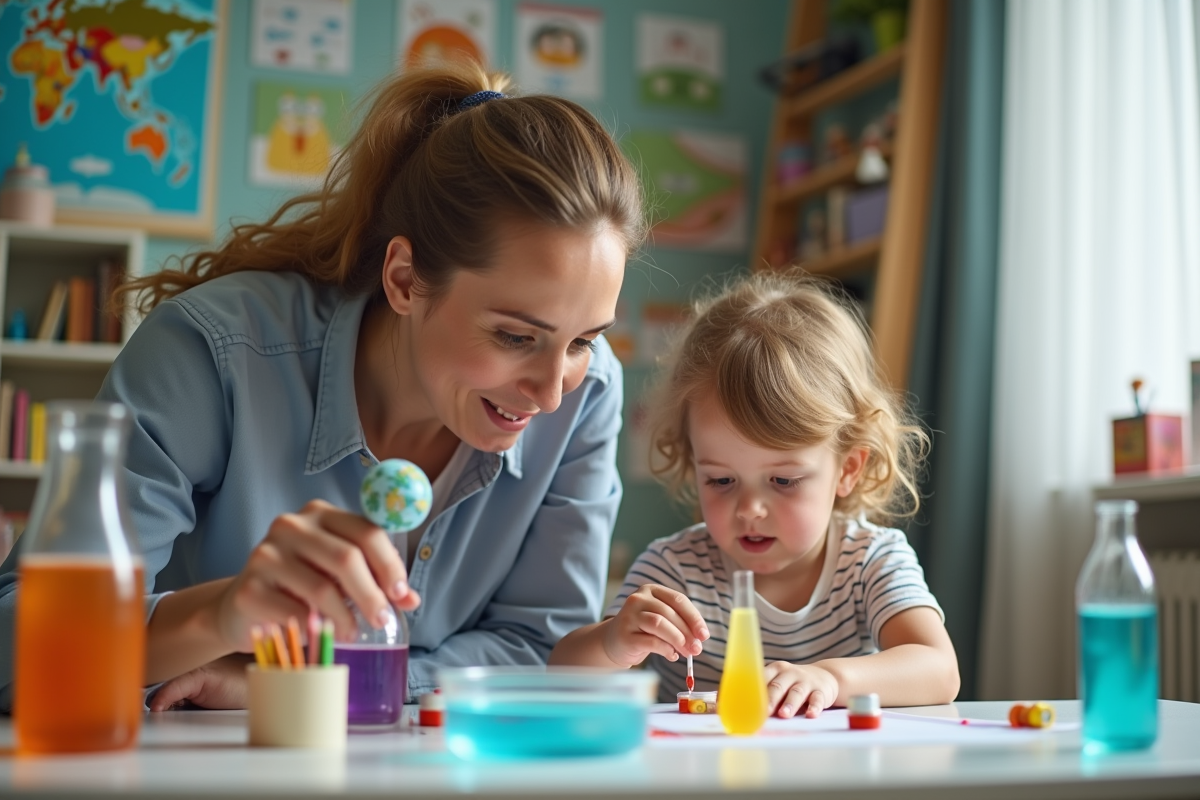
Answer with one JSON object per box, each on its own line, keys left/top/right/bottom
{"left": 848, "top": 693, "right": 881, "bottom": 715}
{"left": 419, "top": 688, "right": 444, "bottom": 711}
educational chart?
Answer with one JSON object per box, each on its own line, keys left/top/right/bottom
{"left": 249, "top": 82, "right": 347, "bottom": 187}
{"left": 625, "top": 130, "right": 747, "bottom": 252}
{"left": 398, "top": 0, "right": 493, "bottom": 70}
{"left": 514, "top": 3, "right": 602, "bottom": 101}
{"left": 251, "top": 0, "right": 352, "bottom": 74}
{"left": 637, "top": 13, "right": 724, "bottom": 112}
{"left": 0, "top": 0, "right": 223, "bottom": 237}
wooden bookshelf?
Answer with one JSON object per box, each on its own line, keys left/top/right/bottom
{"left": 778, "top": 142, "right": 894, "bottom": 206}
{"left": 783, "top": 44, "right": 906, "bottom": 120}
{"left": 796, "top": 238, "right": 882, "bottom": 278}
{"left": 752, "top": 0, "right": 947, "bottom": 389}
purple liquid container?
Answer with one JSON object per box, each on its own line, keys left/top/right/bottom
{"left": 334, "top": 602, "right": 409, "bottom": 730}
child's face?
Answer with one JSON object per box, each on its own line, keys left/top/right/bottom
{"left": 688, "top": 395, "right": 867, "bottom": 578}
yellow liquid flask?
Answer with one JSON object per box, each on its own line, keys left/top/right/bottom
{"left": 718, "top": 570, "right": 769, "bottom": 735}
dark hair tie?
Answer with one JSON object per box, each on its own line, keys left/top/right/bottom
{"left": 455, "top": 90, "right": 505, "bottom": 113}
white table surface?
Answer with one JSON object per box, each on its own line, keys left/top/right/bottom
{"left": 2, "top": 700, "right": 1199, "bottom": 799}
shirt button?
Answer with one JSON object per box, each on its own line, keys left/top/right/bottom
{"left": 359, "top": 454, "right": 371, "bottom": 467}
{"left": 418, "top": 545, "right": 433, "bottom": 561}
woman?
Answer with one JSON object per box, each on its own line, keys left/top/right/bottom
{"left": 0, "top": 61, "right": 645, "bottom": 711}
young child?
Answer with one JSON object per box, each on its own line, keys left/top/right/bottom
{"left": 551, "top": 271, "right": 960, "bottom": 718}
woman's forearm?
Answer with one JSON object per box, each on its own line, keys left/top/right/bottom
{"left": 145, "top": 578, "right": 236, "bottom": 684}
{"left": 814, "top": 643, "right": 961, "bottom": 707}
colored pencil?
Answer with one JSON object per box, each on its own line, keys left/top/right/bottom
{"left": 320, "top": 619, "right": 334, "bottom": 666}
{"left": 307, "top": 612, "right": 321, "bottom": 666}
{"left": 263, "top": 631, "right": 278, "bottom": 667}
{"left": 250, "top": 625, "right": 269, "bottom": 668}
{"left": 269, "top": 623, "right": 292, "bottom": 669}
{"left": 286, "top": 616, "right": 305, "bottom": 668}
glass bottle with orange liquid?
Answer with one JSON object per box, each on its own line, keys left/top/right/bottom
{"left": 15, "top": 402, "right": 144, "bottom": 754}
{"left": 718, "top": 570, "right": 768, "bottom": 735}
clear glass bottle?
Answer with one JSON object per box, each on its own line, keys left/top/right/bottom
{"left": 334, "top": 601, "right": 410, "bottom": 729}
{"left": 718, "top": 570, "right": 768, "bottom": 735}
{"left": 14, "top": 402, "right": 144, "bottom": 754}
{"left": 1076, "top": 499, "right": 1158, "bottom": 752}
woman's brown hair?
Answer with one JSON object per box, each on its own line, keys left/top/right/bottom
{"left": 645, "top": 270, "right": 929, "bottom": 523}
{"left": 121, "top": 60, "right": 646, "bottom": 312}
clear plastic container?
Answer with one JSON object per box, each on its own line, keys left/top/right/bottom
{"left": 333, "top": 602, "right": 408, "bottom": 730}
{"left": 439, "top": 666, "right": 658, "bottom": 760}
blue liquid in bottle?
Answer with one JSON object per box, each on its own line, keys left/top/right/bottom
{"left": 1076, "top": 500, "right": 1158, "bottom": 753}
{"left": 1078, "top": 604, "right": 1158, "bottom": 751}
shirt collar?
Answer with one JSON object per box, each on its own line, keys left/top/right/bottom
{"left": 306, "top": 290, "right": 371, "bottom": 474}
{"left": 305, "top": 291, "right": 526, "bottom": 481}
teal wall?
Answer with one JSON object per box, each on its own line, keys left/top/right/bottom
{"left": 146, "top": 0, "right": 790, "bottom": 566}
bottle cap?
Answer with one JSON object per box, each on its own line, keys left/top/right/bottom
{"left": 848, "top": 693, "right": 881, "bottom": 715}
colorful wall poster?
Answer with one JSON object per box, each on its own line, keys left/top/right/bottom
{"left": 514, "top": 3, "right": 602, "bottom": 101}
{"left": 249, "top": 82, "right": 347, "bottom": 187}
{"left": 625, "top": 130, "right": 747, "bottom": 252}
{"left": 0, "top": 0, "right": 225, "bottom": 238}
{"left": 637, "top": 13, "right": 724, "bottom": 112}
{"left": 398, "top": 0, "right": 493, "bottom": 70}
{"left": 251, "top": 0, "right": 352, "bottom": 74}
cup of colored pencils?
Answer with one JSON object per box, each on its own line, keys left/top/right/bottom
{"left": 246, "top": 615, "right": 349, "bottom": 749}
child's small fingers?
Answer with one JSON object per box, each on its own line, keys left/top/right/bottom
{"left": 636, "top": 602, "right": 695, "bottom": 654}
{"left": 635, "top": 611, "right": 689, "bottom": 654}
{"left": 629, "top": 632, "right": 679, "bottom": 663}
{"left": 649, "top": 586, "right": 710, "bottom": 641}
{"left": 804, "top": 689, "right": 827, "bottom": 718}
{"left": 766, "top": 675, "right": 794, "bottom": 715}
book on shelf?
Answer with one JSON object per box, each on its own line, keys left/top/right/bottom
{"left": 10, "top": 388, "right": 29, "bottom": 461}
{"left": 35, "top": 280, "right": 69, "bottom": 341}
{"left": 96, "top": 258, "right": 125, "bottom": 344}
{"left": 29, "top": 402, "right": 46, "bottom": 464}
{"left": 0, "top": 381, "right": 12, "bottom": 460}
{"left": 827, "top": 186, "right": 849, "bottom": 250}
{"left": 66, "top": 276, "right": 96, "bottom": 343}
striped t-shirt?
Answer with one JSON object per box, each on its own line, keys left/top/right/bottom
{"left": 605, "top": 515, "right": 944, "bottom": 701}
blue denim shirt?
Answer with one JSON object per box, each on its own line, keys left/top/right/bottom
{"left": 0, "top": 270, "right": 622, "bottom": 710}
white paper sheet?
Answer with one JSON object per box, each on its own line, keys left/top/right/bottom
{"left": 646, "top": 705, "right": 1079, "bottom": 749}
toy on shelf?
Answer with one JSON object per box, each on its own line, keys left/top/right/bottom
{"left": 823, "top": 124, "right": 854, "bottom": 164}
{"left": 1111, "top": 378, "right": 1183, "bottom": 475}
{"left": 856, "top": 122, "right": 890, "bottom": 184}
{"left": 777, "top": 139, "right": 813, "bottom": 187}
{"left": 0, "top": 144, "right": 55, "bottom": 228}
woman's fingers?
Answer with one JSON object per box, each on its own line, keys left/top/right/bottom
{"left": 304, "top": 501, "right": 416, "bottom": 609}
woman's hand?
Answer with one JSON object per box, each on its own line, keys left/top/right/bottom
{"left": 214, "top": 499, "right": 420, "bottom": 651}
{"left": 764, "top": 661, "right": 840, "bottom": 719}
{"left": 601, "top": 584, "right": 709, "bottom": 668}
{"left": 149, "top": 653, "right": 253, "bottom": 712}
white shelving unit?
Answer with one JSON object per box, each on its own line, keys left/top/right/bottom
{"left": 0, "top": 222, "right": 145, "bottom": 506}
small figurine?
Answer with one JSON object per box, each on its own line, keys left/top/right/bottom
{"left": 848, "top": 693, "right": 882, "bottom": 729}
{"left": 1131, "top": 377, "right": 1147, "bottom": 416}
{"left": 777, "top": 139, "right": 812, "bottom": 186}
{"left": 856, "top": 122, "right": 889, "bottom": 184}
{"left": 0, "top": 143, "right": 56, "bottom": 227}
{"left": 6, "top": 309, "right": 27, "bottom": 340}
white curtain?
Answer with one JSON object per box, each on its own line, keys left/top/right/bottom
{"left": 982, "top": 0, "right": 1200, "bottom": 700}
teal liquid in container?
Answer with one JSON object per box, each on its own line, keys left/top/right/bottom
{"left": 445, "top": 699, "right": 646, "bottom": 759}
{"left": 1076, "top": 501, "right": 1158, "bottom": 752}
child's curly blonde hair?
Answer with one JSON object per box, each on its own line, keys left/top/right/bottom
{"left": 645, "top": 270, "right": 929, "bottom": 522}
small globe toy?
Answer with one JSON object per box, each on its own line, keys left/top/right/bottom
{"left": 360, "top": 459, "right": 433, "bottom": 534}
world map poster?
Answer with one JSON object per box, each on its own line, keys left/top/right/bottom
{"left": 0, "top": 0, "right": 224, "bottom": 238}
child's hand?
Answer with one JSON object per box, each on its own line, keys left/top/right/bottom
{"left": 764, "top": 661, "right": 839, "bottom": 719}
{"left": 602, "top": 584, "right": 709, "bottom": 668}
